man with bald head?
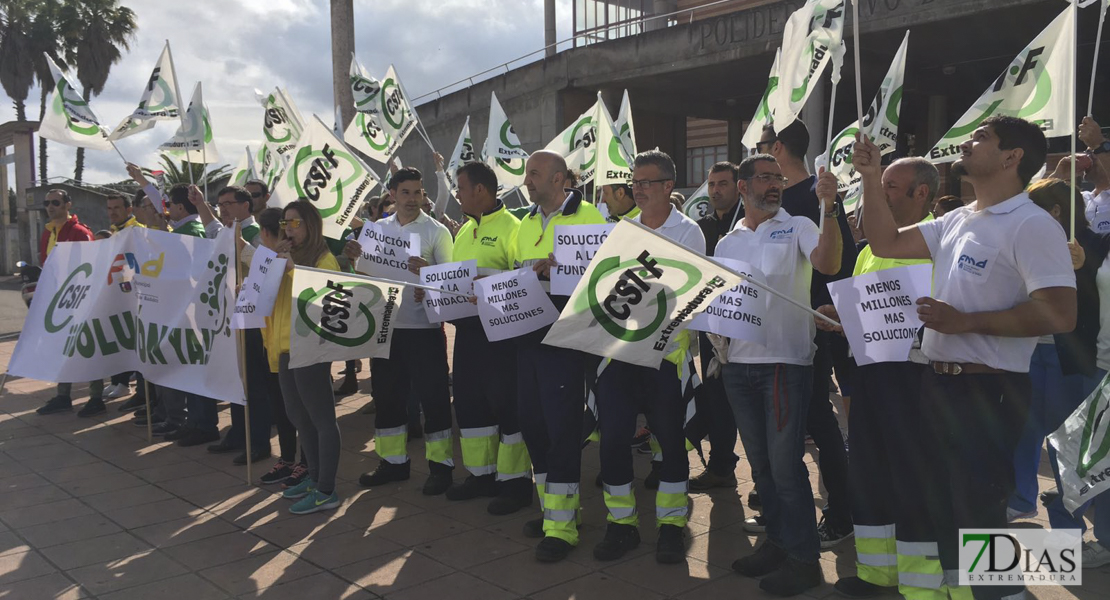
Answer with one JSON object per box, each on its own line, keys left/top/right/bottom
{"left": 508, "top": 150, "right": 605, "bottom": 562}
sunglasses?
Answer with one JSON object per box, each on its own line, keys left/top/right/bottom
{"left": 279, "top": 218, "right": 302, "bottom": 229}
{"left": 44, "top": 199, "right": 64, "bottom": 207}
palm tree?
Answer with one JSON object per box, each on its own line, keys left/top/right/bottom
{"left": 59, "top": 0, "right": 136, "bottom": 181}
{"left": 0, "top": 0, "right": 37, "bottom": 121}
{"left": 156, "top": 154, "right": 231, "bottom": 189}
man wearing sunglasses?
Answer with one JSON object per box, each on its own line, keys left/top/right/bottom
{"left": 245, "top": 180, "right": 271, "bottom": 216}
{"left": 35, "top": 190, "right": 105, "bottom": 418}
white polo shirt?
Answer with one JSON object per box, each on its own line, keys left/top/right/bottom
{"left": 380, "top": 211, "right": 454, "bottom": 329}
{"left": 632, "top": 205, "right": 706, "bottom": 254}
{"left": 1084, "top": 189, "right": 1110, "bottom": 234}
{"left": 716, "top": 208, "right": 821, "bottom": 365}
{"left": 918, "top": 193, "right": 1075, "bottom": 372}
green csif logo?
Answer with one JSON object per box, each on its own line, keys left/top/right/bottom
{"left": 297, "top": 279, "right": 385, "bottom": 347}
{"left": 289, "top": 143, "right": 365, "bottom": 217}
{"left": 583, "top": 250, "right": 702, "bottom": 341}
{"left": 943, "top": 46, "right": 1052, "bottom": 141}
{"left": 1076, "top": 386, "right": 1110, "bottom": 478}
{"left": 45, "top": 263, "right": 94, "bottom": 334}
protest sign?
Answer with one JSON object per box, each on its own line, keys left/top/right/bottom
{"left": 231, "top": 246, "right": 286, "bottom": 330}
{"left": 551, "top": 224, "right": 614, "bottom": 295}
{"left": 355, "top": 221, "right": 421, "bottom": 282}
{"left": 687, "top": 258, "right": 768, "bottom": 345}
{"left": 422, "top": 260, "right": 478, "bottom": 323}
{"left": 288, "top": 267, "right": 401, "bottom": 368}
{"left": 826, "top": 263, "right": 931, "bottom": 366}
{"left": 475, "top": 269, "right": 558, "bottom": 342}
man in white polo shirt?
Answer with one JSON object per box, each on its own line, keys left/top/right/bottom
{"left": 854, "top": 116, "right": 1077, "bottom": 600}
{"left": 352, "top": 167, "right": 458, "bottom": 496}
{"left": 593, "top": 150, "right": 705, "bottom": 566}
{"left": 718, "top": 154, "right": 842, "bottom": 596}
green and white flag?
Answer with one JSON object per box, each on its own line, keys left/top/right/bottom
{"left": 350, "top": 56, "right": 382, "bottom": 119}
{"left": 38, "top": 55, "right": 111, "bottom": 151}
{"left": 229, "top": 146, "right": 258, "bottom": 187}
{"left": 159, "top": 82, "right": 220, "bottom": 163}
{"left": 289, "top": 266, "right": 401, "bottom": 369}
{"left": 445, "top": 116, "right": 477, "bottom": 191}
{"left": 596, "top": 94, "right": 635, "bottom": 187}
{"left": 771, "top": 0, "right": 846, "bottom": 133}
{"left": 542, "top": 219, "right": 742, "bottom": 368}
{"left": 615, "top": 90, "right": 637, "bottom": 163}
{"left": 928, "top": 4, "right": 1075, "bottom": 163}
{"left": 682, "top": 181, "right": 712, "bottom": 220}
{"left": 1049, "top": 373, "right": 1110, "bottom": 512}
{"left": 344, "top": 56, "right": 397, "bottom": 163}
{"left": 828, "top": 31, "right": 909, "bottom": 212}
{"left": 485, "top": 91, "right": 528, "bottom": 190}
{"left": 378, "top": 65, "right": 417, "bottom": 149}
{"left": 545, "top": 96, "right": 601, "bottom": 184}
{"left": 108, "top": 42, "right": 180, "bottom": 141}
{"left": 272, "top": 116, "right": 380, "bottom": 239}
{"left": 257, "top": 88, "right": 306, "bottom": 189}
{"left": 742, "top": 49, "right": 781, "bottom": 152}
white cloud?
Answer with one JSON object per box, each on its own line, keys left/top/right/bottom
{"left": 1, "top": 0, "right": 572, "bottom": 185}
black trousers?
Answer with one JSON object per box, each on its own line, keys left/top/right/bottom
{"left": 225, "top": 329, "right": 274, "bottom": 452}
{"left": 371, "top": 328, "right": 453, "bottom": 443}
{"left": 809, "top": 330, "right": 852, "bottom": 528}
{"left": 452, "top": 319, "right": 519, "bottom": 435}
{"left": 920, "top": 370, "right": 1030, "bottom": 600}
{"left": 598, "top": 360, "right": 688, "bottom": 486}
{"left": 515, "top": 340, "right": 585, "bottom": 486}
{"left": 694, "top": 333, "right": 739, "bottom": 475}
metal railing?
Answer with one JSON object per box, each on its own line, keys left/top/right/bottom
{"left": 411, "top": 0, "right": 739, "bottom": 104}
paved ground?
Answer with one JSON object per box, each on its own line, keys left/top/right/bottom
{"left": 0, "top": 306, "right": 1106, "bottom": 598}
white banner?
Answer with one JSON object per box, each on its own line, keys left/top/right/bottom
{"left": 421, "top": 260, "right": 478, "bottom": 323}
{"left": 355, "top": 221, "right": 420, "bottom": 282}
{"left": 231, "top": 245, "right": 286, "bottom": 330}
{"left": 8, "top": 228, "right": 244, "bottom": 404}
{"left": 543, "top": 220, "right": 742, "bottom": 368}
{"left": 826, "top": 264, "right": 930, "bottom": 366}
{"left": 108, "top": 42, "right": 181, "bottom": 141}
{"left": 1050, "top": 374, "right": 1110, "bottom": 513}
{"left": 687, "top": 259, "right": 768, "bottom": 345}
{"left": 771, "top": 0, "right": 846, "bottom": 132}
{"left": 928, "top": 5, "right": 1075, "bottom": 163}
{"left": 551, "top": 224, "right": 614, "bottom": 295}
{"left": 475, "top": 269, "right": 558, "bottom": 342}
{"left": 38, "top": 55, "right": 111, "bottom": 151}
{"left": 288, "top": 267, "right": 401, "bottom": 368}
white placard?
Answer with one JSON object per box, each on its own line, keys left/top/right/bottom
{"left": 475, "top": 268, "right": 558, "bottom": 342}
{"left": 355, "top": 221, "right": 421, "bottom": 282}
{"left": 551, "top": 224, "right": 615, "bottom": 295}
{"left": 687, "top": 258, "right": 768, "bottom": 345}
{"left": 827, "top": 263, "right": 932, "bottom": 366}
{"left": 231, "top": 246, "right": 286, "bottom": 329}
{"left": 422, "top": 260, "right": 478, "bottom": 323}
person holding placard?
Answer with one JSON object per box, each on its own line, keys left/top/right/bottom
{"left": 718, "top": 154, "right": 842, "bottom": 596}
{"left": 599, "top": 183, "right": 639, "bottom": 223}
{"left": 817, "top": 158, "right": 946, "bottom": 600}
{"left": 509, "top": 150, "right": 605, "bottom": 562}
{"left": 854, "top": 117, "right": 1076, "bottom": 600}
{"left": 440, "top": 161, "right": 534, "bottom": 515}
{"left": 354, "top": 167, "right": 457, "bottom": 496}
{"left": 592, "top": 150, "right": 705, "bottom": 565}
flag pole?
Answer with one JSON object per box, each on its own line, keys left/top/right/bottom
{"left": 234, "top": 219, "right": 252, "bottom": 485}
{"left": 851, "top": 0, "right": 865, "bottom": 126}
{"left": 144, "top": 379, "right": 153, "bottom": 443}
{"left": 1089, "top": 0, "right": 1108, "bottom": 117}
{"left": 164, "top": 40, "right": 194, "bottom": 185}
{"left": 820, "top": 79, "right": 839, "bottom": 234}
{"left": 109, "top": 140, "right": 128, "bottom": 164}
{"left": 1071, "top": 1, "right": 1079, "bottom": 241}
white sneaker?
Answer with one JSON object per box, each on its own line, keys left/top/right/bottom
{"left": 105, "top": 383, "right": 129, "bottom": 398}
{"left": 1006, "top": 507, "right": 1037, "bottom": 522}
{"left": 1082, "top": 541, "right": 1110, "bottom": 569}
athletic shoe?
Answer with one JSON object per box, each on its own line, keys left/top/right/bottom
{"left": 282, "top": 463, "right": 309, "bottom": 489}
{"left": 688, "top": 469, "right": 737, "bottom": 492}
{"left": 77, "top": 397, "right": 107, "bottom": 418}
{"left": 36, "top": 396, "right": 72, "bottom": 415}
{"left": 289, "top": 489, "right": 340, "bottom": 515}
{"left": 760, "top": 556, "right": 821, "bottom": 596}
{"left": 733, "top": 540, "right": 788, "bottom": 577}
{"left": 631, "top": 426, "right": 652, "bottom": 447}
{"left": 1083, "top": 541, "right": 1110, "bottom": 568}
{"left": 282, "top": 477, "right": 316, "bottom": 500}
{"left": 260, "top": 459, "right": 295, "bottom": 485}
{"left": 105, "top": 383, "right": 130, "bottom": 399}
{"left": 593, "top": 523, "right": 641, "bottom": 561}
{"left": 743, "top": 514, "right": 767, "bottom": 534}
{"left": 656, "top": 524, "right": 685, "bottom": 564}
{"left": 1006, "top": 507, "right": 1038, "bottom": 522}
{"left": 535, "top": 536, "right": 574, "bottom": 562}
{"left": 817, "top": 517, "right": 854, "bottom": 549}
{"left": 359, "top": 460, "right": 410, "bottom": 487}
{"left": 118, "top": 395, "right": 146, "bottom": 413}
{"left": 834, "top": 576, "right": 890, "bottom": 598}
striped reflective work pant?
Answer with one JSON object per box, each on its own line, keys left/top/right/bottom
{"left": 849, "top": 361, "right": 949, "bottom": 600}
{"left": 371, "top": 328, "right": 455, "bottom": 468}
{"left": 597, "top": 359, "right": 690, "bottom": 528}
{"left": 452, "top": 320, "right": 530, "bottom": 481}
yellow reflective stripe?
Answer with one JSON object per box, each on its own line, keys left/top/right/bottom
{"left": 459, "top": 427, "right": 498, "bottom": 476}
{"left": 858, "top": 564, "right": 898, "bottom": 587}
{"left": 495, "top": 436, "right": 531, "bottom": 481}
{"left": 424, "top": 428, "right": 454, "bottom": 466}
{"left": 543, "top": 487, "right": 580, "bottom": 544}
{"left": 375, "top": 426, "right": 408, "bottom": 464}
{"left": 656, "top": 480, "right": 689, "bottom": 526}
{"left": 603, "top": 481, "right": 638, "bottom": 525}
{"left": 534, "top": 473, "right": 546, "bottom": 510}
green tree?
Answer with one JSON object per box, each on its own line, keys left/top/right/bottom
{"left": 155, "top": 154, "right": 230, "bottom": 189}
{"left": 59, "top": 0, "right": 136, "bottom": 182}
{"left": 30, "top": 0, "right": 65, "bottom": 182}
{"left": 0, "top": 0, "right": 37, "bottom": 121}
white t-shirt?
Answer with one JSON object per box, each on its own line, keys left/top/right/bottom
{"left": 632, "top": 205, "right": 706, "bottom": 255}
{"left": 1095, "top": 254, "right": 1110, "bottom": 371}
{"left": 380, "top": 211, "right": 454, "bottom": 329}
{"left": 1084, "top": 189, "right": 1110, "bottom": 234}
{"left": 716, "top": 209, "right": 821, "bottom": 365}
{"left": 917, "top": 193, "right": 1076, "bottom": 372}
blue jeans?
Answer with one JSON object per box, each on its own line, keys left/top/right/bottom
{"left": 723, "top": 362, "right": 819, "bottom": 563}
{"left": 1010, "top": 344, "right": 1103, "bottom": 514}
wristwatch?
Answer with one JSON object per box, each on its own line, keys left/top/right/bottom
{"left": 1093, "top": 141, "right": 1110, "bottom": 154}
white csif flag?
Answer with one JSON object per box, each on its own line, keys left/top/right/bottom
{"left": 38, "top": 55, "right": 111, "bottom": 151}
{"left": 545, "top": 97, "right": 602, "bottom": 185}
{"left": 827, "top": 31, "right": 909, "bottom": 212}
{"left": 159, "top": 82, "right": 220, "bottom": 163}
{"left": 445, "top": 117, "right": 478, "bottom": 191}
{"left": 108, "top": 42, "right": 181, "bottom": 141}
{"left": 595, "top": 94, "right": 635, "bottom": 187}
{"left": 485, "top": 91, "right": 529, "bottom": 190}
{"left": 928, "top": 4, "right": 1075, "bottom": 163}
{"left": 682, "top": 181, "right": 712, "bottom": 221}
{"left": 228, "top": 146, "right": 258, "bottom": 187}
{"left": 771, "top": 0, "right": 846, "bottom": 132}
{"left": 742, "top": 49, "right": 781, "bottom": 152}
{"left": 256, "top": 88, "right": 306, "bottom": 190}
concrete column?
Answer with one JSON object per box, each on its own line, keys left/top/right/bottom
{"left": 674, "top": 115, "right": 688, "bottom": 187}
{"left": 545, "top": 0, "right": 557, "bottom": 58}
{"left": 801, "top": 76, "right": 826, "bottom": 171}
{"left": 14, "top": 130, "right": 33, "bottom": 265}
{"left": 647, "top": 0, "right": 677, "bottom": 32}
{"left": 330, "top": 0, "right": 356, "bottom": 131}
{"left": 926, "top": 95, "right": 947, "bottom": 155}
{"left": 727, "top": 116, "right": 744, "bottom": 164}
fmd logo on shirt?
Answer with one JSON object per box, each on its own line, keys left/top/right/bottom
{"left": 480, "top": 236, "right": 498, "bottom": 247}
{"left": 768, "top": 226, "right": 795, "bottom": 241}
{"left": 957, "top": 253, "right": 989, "bottom": 276}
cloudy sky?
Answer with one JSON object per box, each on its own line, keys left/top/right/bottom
{"left": 0, "top": 0, "right": 572, "bottom": 184}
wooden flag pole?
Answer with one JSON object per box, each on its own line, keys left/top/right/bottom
{"left": 234, "top": 220, "right": 253, "bottom": 485}
{"left": 1071, "top": 2, "right": 1079, "bottom": 241}
{"left": 1089, "top": 0, "right": 1108, "bottom": 117}
{"left": 144, "top": 380, "right": 153, "bottom": 443}
{"left": 164, "top": 40, "right": 195, "bottom": 186}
